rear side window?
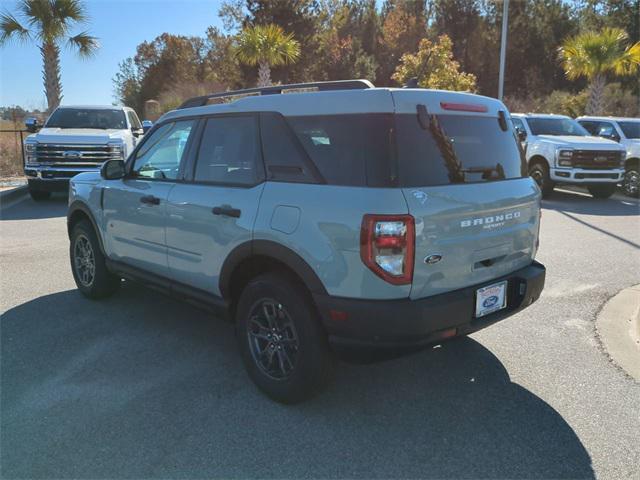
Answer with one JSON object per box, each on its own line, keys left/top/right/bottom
{"left": 396, "top": 114, "right": 525, "bottom": 187}
{"left": 260, "top": 113, "right": 318, "bottom": 183}
{"left": 194, "top": 116, "right": 262, "bottom": 186}
{"left": 286, "top": 114, "right": 394, "bottom": 187}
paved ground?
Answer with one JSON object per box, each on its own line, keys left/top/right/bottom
{"left": 1, "top": 188, "right": 639, "bottom": 479}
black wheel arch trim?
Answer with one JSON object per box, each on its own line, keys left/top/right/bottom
{"left": 219, "top": 240, "right": 328, "bottom": 299}
{"left": 67, "top": 200, "right": 106, "bottom": 255}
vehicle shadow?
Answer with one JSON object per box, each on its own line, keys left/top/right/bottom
{"left": 0, "top": 193, "right": 68, "bottom": 221}
{"left": 1, "top": 283, "right": 594, "bottom": 479}
{"left": 543, "top": 188, "right": 640, "bottom": 217}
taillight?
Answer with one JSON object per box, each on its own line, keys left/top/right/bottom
{"left": 360, "top": 214, "right": 415, "bottom": 285}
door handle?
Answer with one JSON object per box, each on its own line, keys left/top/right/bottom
{"left": 140, "top": 195, "right": 161, "bottom": 205}
{"left": 212, "top": 205, "right": 241, "bottom": 218}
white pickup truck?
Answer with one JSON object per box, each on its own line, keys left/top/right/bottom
{"left": 23, "top": 105, "right": 148, "bottom": 200}
{"left": 511, "top": 113, "right": 626, "bottom": 199}
{"left": 576, "top": 116, "right": 640, "bottom": 197}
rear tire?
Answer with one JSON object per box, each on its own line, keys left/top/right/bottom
{"left": 587, "top": 184, "right": 616, "bottom": 199}
{"left": 29, "top": 189, "right": 51, "bottom": 201}
{"left": 235, "top": 272, "right": 334, "bottom": 404}
{"left": 622, "top": 164, "right": 640, "bottom": 198}
{"left": 529, "top": 162, "right": 554, "bottom": 198}
{"left": 70, "top": 219, "right": 120, "bottom": 299}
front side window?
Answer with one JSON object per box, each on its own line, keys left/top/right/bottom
{"left": 46, "top": 108, "right": 127, "bottom": 129}
{"left": 579, "top": 121, "right": 598, "bottom": 135}
{"left": 127, "top": 110, "right": 142, "bottom": 129}
{"left": 618, "top": 121, "right": 640, "bottom": 139}
{"left": 527, "top": 117, "right": 589, "bottom": 136}
{"left": 132, "top": 120, "right": 195, "bottom": 180}
{"left": 396, "top": 114, "right": 525, "bottom": 187}
{"left": 597, "top": 122, "right": 619, "bottom": 139}
{"left": 194, "top": 116, "right": 261, "bottom": 185}
{"left": 511, "top": 118, "right": 526, "bottom": 134}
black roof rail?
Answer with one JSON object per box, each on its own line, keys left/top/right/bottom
{"left": 177, "top": 79, "right": 375, "bottom": 109}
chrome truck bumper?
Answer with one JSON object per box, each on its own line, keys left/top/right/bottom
{"left": 24, "top": 165, "right": 101, "bottom": 192}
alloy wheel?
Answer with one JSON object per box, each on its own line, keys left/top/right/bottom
{"left": 247, "top": 299, "right": 300, "bottom": 380}
{"left": 623, "top": 169, "right": 639, "bottom": 197}
{"left": 74, "top": 234, "right": 96, "bottom": 287}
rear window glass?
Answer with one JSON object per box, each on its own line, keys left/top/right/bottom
{"left": 396, "top": 114, "right": 525, "bottom": 187}
{"left": 286, "top": 114, "right": 394, "bottom": 186}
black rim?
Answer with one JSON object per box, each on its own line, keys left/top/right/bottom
{"left": 74, "top": 234, "right": 95, "bottom": 287}
{"left": 247, "top": 298, "right": 299, "bottom": 380}
{"left": 624, "top": 170, "right": 639, "bottom": 196}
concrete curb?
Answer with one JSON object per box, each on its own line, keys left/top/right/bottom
{"left": 0, "top": 184, "right": 28, "bottom": 207}
{"left": 596, "top": 284, "right": 640, "bottom": 381}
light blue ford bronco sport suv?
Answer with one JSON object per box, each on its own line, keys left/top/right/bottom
{"left": 67, "top": 80, "right": 546, "bottom": 403}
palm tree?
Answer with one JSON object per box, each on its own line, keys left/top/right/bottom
{"left": 235, "top": 24, "right": 300, "bottom": 87}
{"left": 0, "top": 0, "right": 98, "bottom": 113}
{"left": 559, "top": 28, "right": 640, "bottom": 115}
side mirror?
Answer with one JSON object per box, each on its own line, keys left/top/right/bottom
{"left": 516, "top": 127, "right": 527, "bottom": 142}
{"left": 131, "top": 126, "right": 144, "bottom": 138}
{"left": 142, "top": 120, "right": 153, "bottom": 134}
{"left": 100, "top": 159, "right": 126, "bottom": 180}
{"left": 25, "top": 117, "right": 39, "bottom": 133}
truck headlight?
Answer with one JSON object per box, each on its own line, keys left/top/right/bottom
{"left": 557, "top": 149, "right": 574, "bottom": 167}
{"left": 24, "top": 142, "right": 37, "bottom": 164}
{"left": 108, "top": 142, "right": 125, "bottom": 160}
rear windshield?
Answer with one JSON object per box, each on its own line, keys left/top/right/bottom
{"left": 395, "top": 114, "right": 526, "bottom": 187}
{"left": 46, "top": 108, "right": 127, "bottom": 130}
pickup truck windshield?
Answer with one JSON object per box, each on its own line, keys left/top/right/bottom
{"left": 46, "top": 108, "right": 127, "bottom": 129}
{"left": 619, "top": 121, "right": 640, "bottom": 139}
{"left": 527, "top": 117, "right": 588, "bottom": 136}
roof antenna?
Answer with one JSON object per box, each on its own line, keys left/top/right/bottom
{"left": 403, "top": 78, "right": 419, "bottom": 89}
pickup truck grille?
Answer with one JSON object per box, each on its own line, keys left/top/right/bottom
{"left": 34, "top": 144, "right": 118, "bottom": 166}
{"left": 572, "top": 150, "right": 622, "bottom": 169}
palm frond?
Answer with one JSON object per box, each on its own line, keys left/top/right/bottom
{"left": 67, "top": 30, "right": 98, "bottom": 57}
{"left": 235, "top": 23, "right": 300, "bottom": 67}
{"left": 53, "top": 0, "right": 87, "bottom": 24}
{"left": 0, "top": 12, "right": 31, "bottom": 45}
{"left": 559, "top": 28, "right": 639, "bottom": 80}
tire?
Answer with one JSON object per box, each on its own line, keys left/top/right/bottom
{"left": 29, "top": 189, "right": 51, "bottom": 201}
{"left": 622, "top": 165, "right": 640, "bottom": 198}
{"left": 235, "top": 272, "right": 334, "bottom": 404}
{"left": 529, "top": 162, "right": 554, "bottom": 198}
{"left": 587, "top": 184, "right": 616, "bottom": 199}
{"left": 70, "top": 219, "right": 120, "bottom": 299}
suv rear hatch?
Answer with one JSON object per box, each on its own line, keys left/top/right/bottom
{"left": 391, "top": 90, "right": 540, "bottom": 300}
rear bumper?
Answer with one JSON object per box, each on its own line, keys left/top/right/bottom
{"left": 550, "top": 167, "right": 623, "bottom": 184}
{"left": 314, "top": 261, "right": 546, "bottom": 349}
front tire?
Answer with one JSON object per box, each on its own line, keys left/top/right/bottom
{"left": 622, "top": 165, "right": 640, "bottom": 197}
{"left": 236, "top": 272, "right": 334, "bottom": 404}
{"left": 29, "top": 189, "right": 51, "bottom": 201}
{"left": 70, "top": 220, "right": 120, "bottom": 299}
{"left": 529, "top": 162, "right": 555, "bottom": 198}
{"left": 587, "top": 184, "right": 616, "bottom": 199}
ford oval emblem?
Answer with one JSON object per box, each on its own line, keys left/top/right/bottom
{"left": 483, "top": 296, "right": 499, "bottom": 308}
{"left": 424, "top": 254, "right": 442, "bottom": 265}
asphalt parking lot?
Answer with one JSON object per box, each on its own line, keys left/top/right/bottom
{"left": 1, "top": 188, "right": 639, "bottom": 479}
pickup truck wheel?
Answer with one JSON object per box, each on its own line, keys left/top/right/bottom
{"left": 70, "top": 220, "right": 120, "bottom": 299}
{"left": 587, "top": 184, "right": 616, "bottom": 199}
{"left": 529, "top": 163, "right": 554, "bottom": 198}
{"left": 236, "top": 272, "right": 334, "bottom": 404}
{"left": 29, "top": 189, "right": 51, "bottom": 201}
{"left": 622, "top": 166, "right": 640, "bottom": 197}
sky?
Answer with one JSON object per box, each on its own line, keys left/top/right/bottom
{"left": 0, "top": 0, "right": 226, "bottom": 109}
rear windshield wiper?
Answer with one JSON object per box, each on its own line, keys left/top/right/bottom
{"left": 460, "top": 164, "right": 506, "bottom": 180}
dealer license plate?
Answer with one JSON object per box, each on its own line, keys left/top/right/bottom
{"left": 475, "top": 281, "right": 507, "bottom": 318}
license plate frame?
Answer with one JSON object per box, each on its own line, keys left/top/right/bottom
{"left": 475, "top": 281, "right": 508, "bottom": 318}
